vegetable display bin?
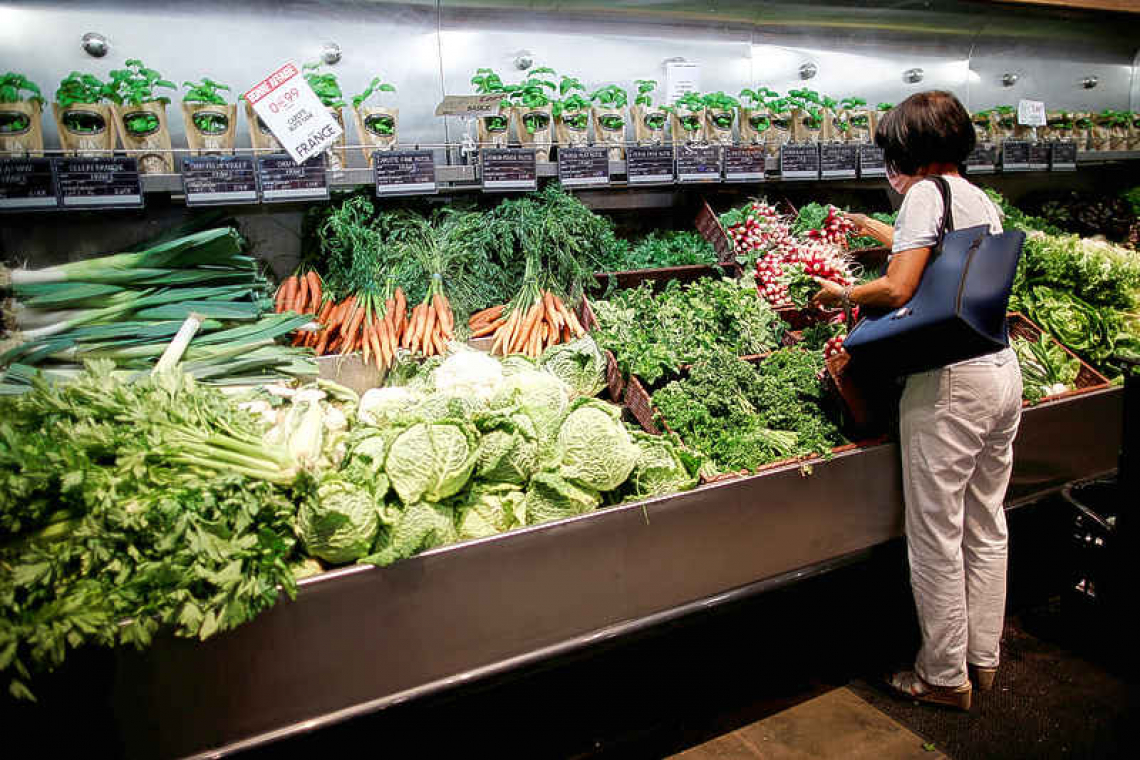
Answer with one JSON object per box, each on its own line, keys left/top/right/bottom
{"left": 352, "top": 106, "right": 398, "bottom": 162}
{"left": 554, "top": 107, "right": 590, "bottom": 148}
{"left": 670, "top": 108, "right": 707, "bottom": 146}
{"left": 630, "top": 105, "right": 668, "bottom": 145}
{"left": 113, "top": 101, "right": 174, "bottom": 174}
{"left": 181, "top": 103, "right": 237, "bottom": 156}
{"left": 53, "top": 102, "right": 117, "bottom": 156}
{"left": 0, "top": 99, "right": 44, "bottom": 156}
{"left": 512, "top": 104, "right": 553, "bottom": 161}
{"left": 316, "top": 352, "right": 385, "bottom": 395}
{"left": 244, "top": 101, "right": 285, "bottom": 155}
{"left": 592, "top": 106, "right": 625, "bottom": 159}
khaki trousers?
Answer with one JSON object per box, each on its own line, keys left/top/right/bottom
{"left": 899, "top": 349, "right": 1022, "bottom": 687}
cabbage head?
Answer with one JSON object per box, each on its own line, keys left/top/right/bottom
{"left": 358, "top": 386, "right": 420, "bottom": 427}
{"left": 620, "top": 431, "right": 703, "bottom": 500}
{"left": 500, "top": 355, "right": 537, "bottom": 376}
{"left": 539, "top": 335, "right": 606, "bottom": 398}
{"left": 385, "top": 419, "right": 480, "bottom": 504}
{"left": 413, "top": 392, "right": 486, "bottom": 422}
{"left": 363, "top": 500, "right": 459, "bottom": 567}
{"left": 525, "top": 471, "right": 601, "bottom": 525}
{"left": 554, "top": 398, "right": 639, "bottom": 492}
{"left": 489, "top": 369, "right": 571, "bottom": 446}
{"left": 341, "top": 429, "right": 392, "bottom": 499}
{"left": 456, "top": 482, "right": 525, "bottom": 540}
{"left": 476, "top": 412, "right": 540, "bottom": 485}
{"left": 297, "top": 474, "right": 381, "bottom": 564}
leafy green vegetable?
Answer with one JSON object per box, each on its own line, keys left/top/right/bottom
{"left": 455, "top": 482, "right": 525, "bottom": 540}
{"left": 385, "top": 420, "right": 480, "bottom": 504}
{"left": 524, "top": 471, "right": 601, "bottom": 525}
{"left": 0, "top": 363, "right": 300, "bottom": 700}
{"left": 554, "top": 398, "right": 640, "bottom": 492}
{"left": 652, "top": 348, "right": 844, "bottom": 472}
{"left": 592, "top": 277, "right": 784, "bottom": 385}
{"left": 1024, "top": 286, "right": 1119, "bottom": 365}
{"left": 539, "top": 334, "right": 606, "bottom": 398}
{"left": 296, "top": 473, "right": 381, "bottom": 563}
{"left": 1013, "top": 333, "right": 1080, "bottom": 404}
{"left": 596, "top": 230, "right": 716, "bottom": 272}
{"left": 364, "top": 500, "right": 458, "bottom": 567}
{"left": 0, "top": 72, "right": 42, "bottom": 105}
{"left": 618, "top": 432, "right": 704, "bottom": 501}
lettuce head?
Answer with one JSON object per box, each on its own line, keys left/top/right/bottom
{"left": 297, "top": 474, "right": 381, "bottom": 564}
{"left": 385, "top": 419, "right": 480, "bottom": 504}
{"left": 539, "top": 335, "right": 606, "bottom": 398}
{"left": 554, "top": 398, "right": 639, "bottom": 492}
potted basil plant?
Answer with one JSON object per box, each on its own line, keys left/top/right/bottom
{"left": 181, "top": 78, "right": 236, "bottom": 156}
{"left": 670, "top": 91, "right": 707, "bottom": 145}
{"left": 840, "top": 97, "right": 870, "bottom": 144}
{"left": 1129, "top": 112, "right": 1140, "bottom": 151}
{"left": 702, "top": 91, "right": 739, "bottom": 145}
{"left": 738, "top": 86, "right": 777, "bottom": 148}
{"left": 302, "top": 62, "right": 348, "bottom": 169}
{"left": 470, "top": 68, "right": 512, "bottom": 148}
{"left": 0, "top": 72, "right": 44, "bottom": 157}
{"left": 1043, "top": 110, "right": 1073, "bottom": 143}
{"left": 553, "top": 75, "right": 590, "bottom": 149}
{"left": 788, "top": 88, "right": 825, "bottom": 143}
{"left": 511, "top": 66, "right": 557, "bottom": 160}
{"left": 105, "top": 59, "right": 176, "bottom": 173}
{"left": 872, "top": 102, "right": 893, "bottom": 136}
{"left": 53, "top": 71, "right": 117, "bottom": 156}
{"left": 589, "top": 84, "right": 626, "bottom": 159}
{"left": 764, "top": 97, "right": 795, "bottom": 156}
{"left": 630, "top": 79, "right": 667, "bottom": 145}
{"left": 352, "top": 75, "right": 398, "bottom": 161}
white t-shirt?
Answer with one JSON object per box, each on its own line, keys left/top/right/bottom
{"left": 892, "top": 175, "right": 1003, "bottom": 254}
{"left": 892, "top": 175, "right": 1013, "bottom": 369}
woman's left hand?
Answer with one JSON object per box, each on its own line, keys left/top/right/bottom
{"left": 811, "top": 279, "right": 845, "bottom": 308}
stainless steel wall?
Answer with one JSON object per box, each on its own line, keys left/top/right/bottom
{"left": 2, "top": 0, "right": 1137, "bottom": 160}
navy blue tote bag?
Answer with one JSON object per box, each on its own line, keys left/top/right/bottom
{"left": 843, "top": 176, "right": 1025, "bottom": 378}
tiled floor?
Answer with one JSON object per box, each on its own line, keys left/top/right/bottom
{"left": 671, "top": 688, "right": 945, "bottom": 760}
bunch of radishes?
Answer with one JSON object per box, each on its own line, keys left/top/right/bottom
{"left": 755, "top": 239, "right": 855, "bottom": 310}
{"left": 823, "top": 334, "right": 846, "bottom": 361}
{"left": 803, "top": 205, "right": 858, "bottom": 247}
{"left": 724, "top": 201, "right": 794, "bottom": 257}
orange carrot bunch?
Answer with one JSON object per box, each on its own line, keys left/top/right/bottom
{"left": 483, "top": 288, "right": 584, "bottom": 359}
{"left": 402, "top": 284, "right": 453, "bottom": 358}
{"left": 289, "top": 287, "right": 408, "bottom": 370}
{"left": 274, "top": 269, "right": 323, "bottom": 316}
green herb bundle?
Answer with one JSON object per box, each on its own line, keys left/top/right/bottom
{"left": 596, "top": 230, "right": 716, "bottom": 272}
{"left": 591, "top": 277, "right": 784, "bottom": 385}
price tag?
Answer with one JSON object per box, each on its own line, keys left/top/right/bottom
{"left": 965, "top": 145, "right": 996, "bottom": 174}
{"left": 779, "top": 144, "right": 820, "bottom": 180}
{"left": 695, "top": 200, "right": 733, "bottom": 263}
{"left": 858, "top": 144, "right": 886, "bottom": 177}
{"left": 182, "top": 156, "right": 258, "bottom": 206}
{"left": 374, "top": 150, "right": 437, "bottom": 196}
{"left": 723, "top": 146, "right": 766, "bottom": 182}
{"left": 434, "top": 94, "right": 505, "bottom": 118}
{"left": 626, "top": 146, "right": 675, "bottom": 185}
{"left": 243, "top": 62, "right": 343, "bottom": 165}
{"left": 0, "top": 158, "right": 58, "bottom": 210}
{"left": 820, "top": 143, "right": 858, "bottom": 179}
{"left": 257, "top": 153, "right": 329, "bottom": 203}
{"left": 676, "top": 144, "right": 721, "bottom": 183}
{"left": 481, "top": 148, "right": 537, "bottom": 191}
{"left": 1017, "top": 99, "right": 1046, "bottom": 127}
{"left": 1051, "top": 140, "right": 1077, "bottom": 171}
{"left": 557, "top": 146, "right": 610, "bottom": 188}
{"left": 1028, "top": 143, "right": 1050, "bottom": 171}
{"left": 1001, "top": 140, "right": 1031, "bottom": 171}
{"left": 56, "top": 156, "right": 143, "bottom": 209}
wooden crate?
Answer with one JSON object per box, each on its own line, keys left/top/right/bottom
{"left": 1008, "top": 312, "right": 1111, "bottom": 404}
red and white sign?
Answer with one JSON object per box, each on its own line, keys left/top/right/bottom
{"left": 244, "top": 62, "right": 343, "bottom": 165}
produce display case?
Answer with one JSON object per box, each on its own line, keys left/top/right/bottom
{"left": 89, "top": 386, "right": 1121, "bottom": 759}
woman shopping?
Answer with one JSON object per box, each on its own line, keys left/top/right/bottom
{"left": 811, "top": 90, "right": 1022, "bottom": 711}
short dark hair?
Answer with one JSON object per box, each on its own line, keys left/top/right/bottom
{"left": 874, "top": 91, "right": 975, "bottom": 176}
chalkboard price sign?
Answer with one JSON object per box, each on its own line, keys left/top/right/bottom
{"left": 858, "top": 144, "right": 886, "bottom": 178}
{"left": 1001, "top": 140, "right": 1031, "bottom": 172}
{"left": 676, "top": 144, "right": 721, "bottom": 183}
{"left": 779, "top": 144, "right": 820, "bottom": 180}
{"left": 481, "top": 148, "right": 537, "bottom": 191}
{"left": 819, "top": 143, "right": 858, "bottom": 179}
{"left": 56, "top": 156, "right": 143, "bottom": 209}
{"left": 1028, "top": 142, "right": 1050, "bottom": 171}
{"left": 374, "top": 150, "right": 437, "bottom": 195}
{"left": 723, "top": 146, "right": 766, "bottom": 182}
{"left": 965, "top": 145, "right": 997, "bottom": 174}
{"left": 1051, "top": 141, "right": 1077, "bottom": 171}
{"left": 626, "top": 146, "right": 676, "bottom": 185}
{"left": 182, "top": 156, "right": 259, "bottom": 206}
{"left": 557, "top": 147, "right": 610, "bottom": 188}
{"left": 257, "top": 154, "right": 329, "bottom": 203}
{"left": 0, "top": 158, "right": 58, "bottom": 210}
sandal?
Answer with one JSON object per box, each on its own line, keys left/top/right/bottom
{"left": 886, "top": 670, "right": 971, "bottom": 711}
{"left": 969, "top": 664, "right": 998, "bottom": 692}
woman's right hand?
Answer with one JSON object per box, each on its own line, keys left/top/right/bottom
{"left": 841, "top": 211, "right": 873, "bottom": 235}
{"left": 841, "top": 211, "right": 894, "bottom": 247}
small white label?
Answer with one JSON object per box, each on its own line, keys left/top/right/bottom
{"left": 434, "top": 94, "right": 505, "bottom": 118}
{"left": 1017, "top": 99, "right": 1046, "bottom": 127}
{"left": 244, "top": 62, "right": 343, "bottom": 165}
{"left": 665, "top": 61, "right": 701, "bottom": 105}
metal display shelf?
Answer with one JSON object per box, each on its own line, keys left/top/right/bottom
{"left": 123, "top": 150, "right": 1140, "bottom": 199}
{"left": 97, "top": 386, "right": 1124, "bottom": 760}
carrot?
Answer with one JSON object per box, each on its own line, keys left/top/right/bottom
{"left": 377, "top": 318, "right": 391, "bottom": 368}
{"left": 432, "top": 294, "right": 450, "bottom": 339}
{"left": 394, "top": 288, "right": 406, "bottom": 325}
{"left": 437, "top": 292, "right": 454, "bottom": 333}
{"left": 274, "top": 279, "right": 290, "bottom": 312}
{"left": 408, "top": 303, "right": 425, "bottom": 350}
{"left": 298, "top": 271, "right": 313, "bottom": 314}
{"left": 511, "top": 301, "right": 543, "bottom": 354}
{"left": 490, "top": 309, "right": 516, "bottom": 355}
{"left": 316, "top": 299, "right": 334, "bottom": 325}
{"left": 280, "top": 276, "right": 300, "bottom": 313}
{"left": 307, "top": 272, "right": 322, "bottom": 311}
{"left": 362, "top": 318, "right": 372, "bottom": 364}
{"left": 541, "top": 291, "right": 561, "bottom": 331}
{"left": 469, "top": 304, "right": 503, "bottom": 327}
{"left": 345, "top": 307, "right": 365, "bottom": 352}
{"left": 420, "top": 303, "right": 436, "bottom": 354}
{"left": 471, "top": 315, "right": 506, "bottom": 338}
